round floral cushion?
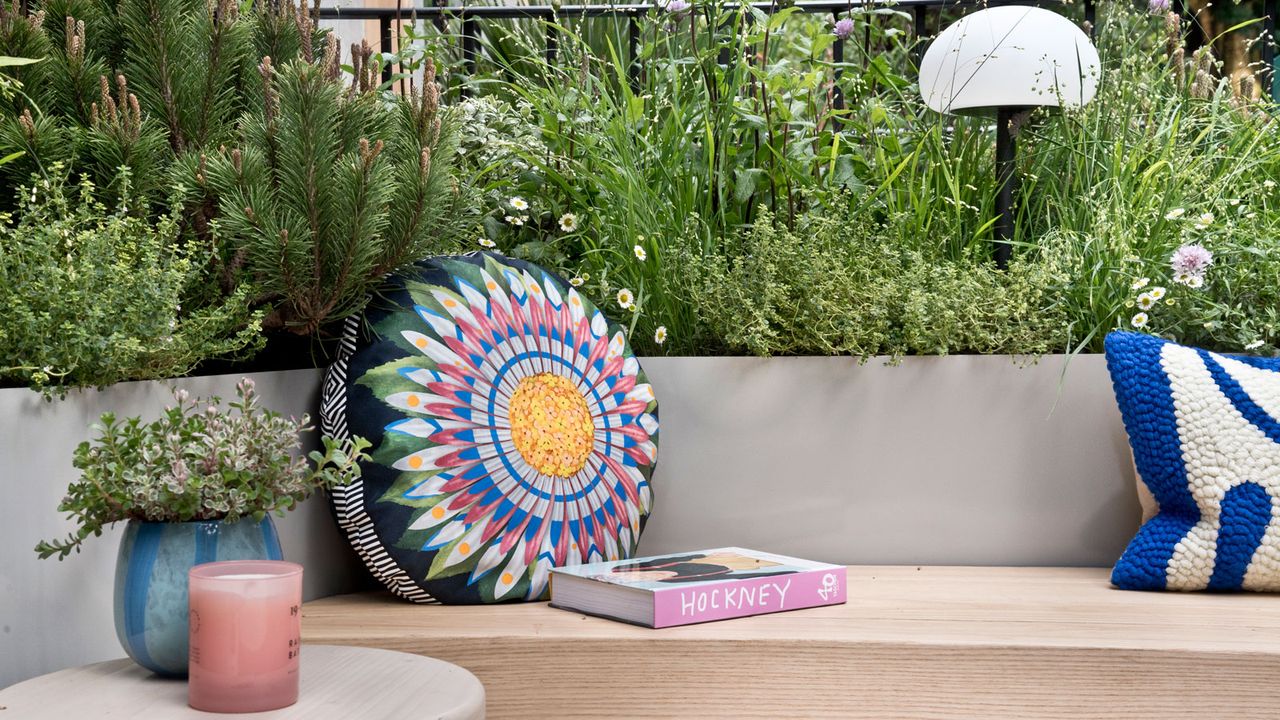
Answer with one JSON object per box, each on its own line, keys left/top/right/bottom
{"left": 321, "top": 253, "right": 659, "bottom": 604}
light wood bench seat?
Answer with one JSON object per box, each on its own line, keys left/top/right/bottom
{"left": 302, "top": 565, "right": 1280, "bottom": 719}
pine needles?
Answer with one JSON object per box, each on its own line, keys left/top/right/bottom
{"left": 1, "top": 0, "right": 465, "bottom": 340}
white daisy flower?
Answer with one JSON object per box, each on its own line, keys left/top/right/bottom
{"left": 616, "top": 288, "right": 635, "bottom": 310}
{"left": 477, "top": 237, "right": 496, "bottom": 248}
{"left": 1187, "top": 275, "right": 1204, "bottom": 289}
{"left": 1131, "top": 312, "right": 1149, "bottom": 328}
{"left": 1148, "top": 286, "right": 1167, "bottom": 301}
{"left": 633, "top": 245, "right": 647, "bottom": 261}
{"left": 505, "top": 215, "right": 525, "bottom": 226}
{"left": 1136, "top": 293, "right": 1156, "bottom": 310}
{"left": 1265, "top": 179, "right": 1277, "bottom": 189}
{"left": 1195, "top": 212, "right": 1214, "bottom": 229}
{"left": 1164, "top": 208, "right": 1186, "bottom": 220}
{"left": 1245, "top": 340, "right": 1266, "bottom": 351}
{"left": 569, "top": 276, "right": 585, "bottom": 287}
{"left": 654, "top": 326, "right": 668, "bottom": 345}
{"left": 509, "top": 196, "right": 529, "bottom": 211}
{"left": 1173, "top": 272, "right": 1193, "bottom": 286}
{"left": 559, "top": 213, "right": 578, "bottom": 232}
{"left": 1130, "top": 277, "right": 1150, "bottom": 290}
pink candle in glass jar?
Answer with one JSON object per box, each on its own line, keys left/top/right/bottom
{"left": 188, "top": 561, "right": 303, "bottom": 713}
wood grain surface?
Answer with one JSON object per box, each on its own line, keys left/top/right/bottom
{"left": 301, "top": 566, "right": 1280, "bottom": 719}
{"left": 0, "top": 645, "right": 484, "bottom": 719}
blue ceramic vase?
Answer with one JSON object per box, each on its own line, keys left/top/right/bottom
{"left": 112, "top": 518, "right": 283, "bottom": 676}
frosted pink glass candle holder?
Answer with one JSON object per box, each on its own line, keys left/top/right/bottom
{"left": 188, "top": 560, "right": 303, "bottom": 713}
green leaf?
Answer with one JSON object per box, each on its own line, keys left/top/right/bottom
{"left": 733, "top": 167, "right": 765, "bottom": 204}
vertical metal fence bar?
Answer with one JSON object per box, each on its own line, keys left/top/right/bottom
{"left": 912, "top": 5, "right": 926, "bottom": 68}
{"left": 831, "top": 10, "right": 844, "bottom": 131}
{"left": 462, "top": 15, "right": 478, "bottom": 98}
{"left": 1175, "top": 0, "right": 1203, "bottom": 56}
{"left": 379, "top": 15, "right": 393, "bottom": 84}
{"left": 1265, "top": 0, "right": 1279, "bottom": 102}
{"left": 545, "top": 19, "right": 559, "bottom": 65}
{"left": 628, "top": 12, "right": 641, "bottom": 93}
{"left": 433, "top": 0, "right": 446, "bottom": 33}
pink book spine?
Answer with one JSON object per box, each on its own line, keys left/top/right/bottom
{"left": 651, "top": 566, "right": 846, "bottom": 628}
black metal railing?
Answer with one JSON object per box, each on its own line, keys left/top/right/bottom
{"left": 317, "top": 0, "right": 1280, "bottom": 102}
{"left": 318, "top": 0, "right": 1078, "bottom": 101}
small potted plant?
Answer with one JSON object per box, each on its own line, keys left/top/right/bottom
{"left": 35, "top": 378, "right": 370, "bottom": 677}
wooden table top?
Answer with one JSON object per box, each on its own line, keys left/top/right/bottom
{"left": 0, "top": 645, "right": 484, "bottom": 719}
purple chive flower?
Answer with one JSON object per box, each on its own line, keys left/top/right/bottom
{"left": 1148, "top": 0, "right": 1170, "bottom": 13}
{"left": 834, "top": 17, "right": 855, "bottom": 39}
{"left": 666, "top": 0, "right": 690, "bottom": 14}
{"left": 1171, "top": 243, "right": 1213, "bottom": 276}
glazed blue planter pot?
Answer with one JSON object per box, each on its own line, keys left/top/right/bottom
{"left": 112, "top": 517, "right": 283, "bottom": 676}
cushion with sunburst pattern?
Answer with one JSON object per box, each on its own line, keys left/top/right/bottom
{"left": 1106, "top": 331, "right": 1280, "bottom": 591}
{"left": 321, "top": 253, "right": 659, "bottom": 604}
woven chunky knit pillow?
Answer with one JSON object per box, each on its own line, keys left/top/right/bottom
{"left": 321, "top": 253, "right": 659, "bottom": 604}
{"left": 1106, "top": 331, "right": 1280, "bottom": 591}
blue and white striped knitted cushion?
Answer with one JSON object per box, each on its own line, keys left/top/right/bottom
{"left": 1106, "top": 331, "right": 1280, "bottom": 591}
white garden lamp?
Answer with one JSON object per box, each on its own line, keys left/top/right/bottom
{"left": 919, "top": 6, "right": 1100, "bottom": 267}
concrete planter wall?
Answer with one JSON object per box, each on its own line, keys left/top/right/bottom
{"left": 636, "top": 355, "right": 1139, "bottom": 566}
{"left": 0, "top": 354, "right": 1140, "bottom": 688}
{"left": 0, "top": 370, "right": 363, "bottom": 688}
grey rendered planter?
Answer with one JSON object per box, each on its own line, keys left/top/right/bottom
{"left": 634, "top": 355, "right": 1139, "bottom": 567}
{"left": 0, "top": 355, "right": 1140, "bottom": 688}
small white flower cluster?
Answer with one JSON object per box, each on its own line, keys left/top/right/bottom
{"left": 1162, "top": 207, "right": 1214, "bottom": 229}
{"left": 1127, "top": 242, "right": 1217, "bottom": 331}
{"left": 505, "top": 197, "right": 529, "bottom": 227}
{"left": 1128, "top": 283, "right": 1168, "bottom": 329}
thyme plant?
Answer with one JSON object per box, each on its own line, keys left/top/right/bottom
{"left": 35, "top": 378, "right": 371, "bottom": 559}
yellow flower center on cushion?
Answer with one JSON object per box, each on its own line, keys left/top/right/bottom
{"left": 508, "top": 373, "right": 595, "bottom": 478}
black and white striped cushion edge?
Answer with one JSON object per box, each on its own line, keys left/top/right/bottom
{"left": 321, "top": 314, "right": 441, "bottom": 605}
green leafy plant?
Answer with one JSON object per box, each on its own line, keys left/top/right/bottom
{"left": 0, "top": 0, "right": 323, "bottom": 205}
{"left": 665, "top": 207, "right": 1070, "bottom": 357}
{"left": 0, "top": 168, "right": 263, "bottom": 393}
{"left": 405, "top": 0, "right": 1279, "bottom": 358}
{"left": 1, "top": 0, "right": 470, "bottom": 365}
{"left": 184, "top": 46, "right": 467, "bottom": 334}
{"left": 35, "top": 377, "right": 372, "bottom": 559}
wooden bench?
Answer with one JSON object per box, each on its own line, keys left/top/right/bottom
{"left": 302, "top": 566, "right": 1280, "bottom": 719}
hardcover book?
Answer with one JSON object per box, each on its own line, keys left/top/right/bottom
{"left": 549, "top": 547, "right": 847, "bottom": 628}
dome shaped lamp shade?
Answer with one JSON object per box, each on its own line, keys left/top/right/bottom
{"left": 919, "top": 6, "right": 1101, "bottom": 114}
{"left": 918, "top": 6, "right": 1101, "bottom": 268}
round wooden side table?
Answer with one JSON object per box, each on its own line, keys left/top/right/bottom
{"left": 0, "top": 645, "right": 484, "bottom": 719}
